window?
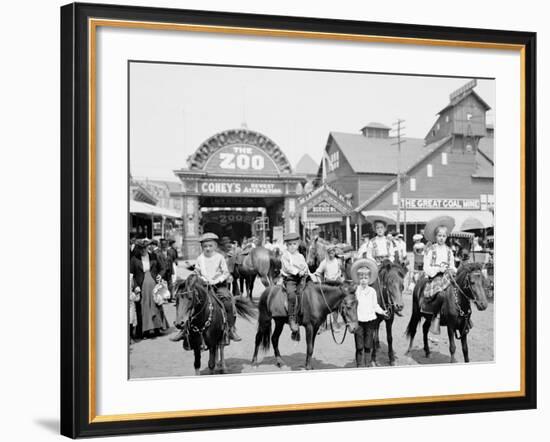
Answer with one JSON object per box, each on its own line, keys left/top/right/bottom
{"left": 445, "top": 115, "right": 450, "bottom": 123}
{"left": 442, "top": 152, "right": 448, "bottom": 165}
{"left": 436, "top": 123, "right": 440, "bottom": 131}
{"left": 467, "top": 113, "right": 473, "bottom": 121}
{"left": 410, "top": 177, "right": 416, "bottom": 191}
{"left": 329, "top": 151, "right": 339, "bottom": 171}
{"left": 392, "top": 192, "right": 398, "bottom": 206}
{"left": 427, "top": 164, "right": 433, "bottom": 177}
{"left": 466, "top": 143, "right": 473, "bottom": 152}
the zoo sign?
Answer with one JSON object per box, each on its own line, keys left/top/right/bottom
{"left": 204, "top": 145, "right": 280, "bottom": 175}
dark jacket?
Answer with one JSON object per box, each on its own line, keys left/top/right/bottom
{"left": 167, "top": 247, "right": 178, "bottom": 263}
{"left": 130, "top": 253, "right": 160, "bottom": 289}
{"left": 155, "top": 249, "right": 173, "bottom": 281}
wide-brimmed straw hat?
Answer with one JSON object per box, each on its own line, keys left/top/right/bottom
{"left": 350, "top": 258, "right": 379, "bottom": 285}
{"left": 199, "top": 232, "right": 219, "bottom": 243}
{"left": 424, "top": 215, "right": 455, "bottom": 243}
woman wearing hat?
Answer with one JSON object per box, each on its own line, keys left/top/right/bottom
{"left": 350, "top": 259, "right": 389, "bottom": 367}
{"left": 422, "top": 216, "right": 457, "bottom": 299}
{"left": 130, "top": 239, "right": 169, "bottom": 338}
{"left": 281, "top": 232, "right": 309, "bottom": 333}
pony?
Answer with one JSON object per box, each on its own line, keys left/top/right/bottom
{"left": 370, "top": 260, "right": 405, "bottom": 366}
{"left": 405, "top": 262, "right": 488, "bottom": 363}
{"left": 232, "top": 246, "right": 281, "bottom": 298}
{"left": 251, "top": 280, "right": 358, "bottom": 370}
{"left": 174, "top": 274, "right": 256, "bottom": 375}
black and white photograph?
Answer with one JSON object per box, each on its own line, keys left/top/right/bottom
{"left": 129, "top": 62, "right": 495, "bottom": 378}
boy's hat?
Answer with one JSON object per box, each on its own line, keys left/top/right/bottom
{"left": 412, "top": 233, "right": 423, "bottom": 241}
{"left": 283, "top": 232, "right": 300, "bottom": 242}
{"left": 424, "top": 215, "right": 455, "bottom": 243}
{"left": 373, "top": 219, "right": 387, "bottom": 227}
{"left": 199, "top": 232, "right": 219, "bottom": 243}
{"left": 350, "top": 258, "right": 378, "bottom": 285}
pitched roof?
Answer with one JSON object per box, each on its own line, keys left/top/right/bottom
{"left": 473, "top": 153, "right": 494, "bottom": 178}
{"left": 295, "top": 153, "right": 319, "bottom": 175}
{"left": 477, "top": 137, "right": 494, "bottom": 164}
{"left": 438, "top": 90, "right": 491, "bottom": 115}
{"left": 330, "top": 132, "right": 427, "bottom": 174}
{"left": 354, "top": 136, "right": 452, "bottom": 211}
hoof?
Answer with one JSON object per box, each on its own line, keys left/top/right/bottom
{"left": 450, "top": 357, "right": 457, "bottom": 364}
{"left": 370, "top": 361, "right": 378, "bottom": 367}
{"left": 194, "top": 369, "right": 200, "bottom": 376}
{"left": 389, "top": 360, "right": 396, "bottom": 366}
{"left": 425, "top": 351, "right": 431, "bottom": 358}
{"left": 275, "top": 357, "right": 284, "bottom": 367}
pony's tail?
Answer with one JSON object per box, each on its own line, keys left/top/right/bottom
{"left": 234, "top": 296, "right": 257, "bottom": 322}
{"left": 405, "top": 284, "right": 421, "bottom": 339}
{"left": 256, "top": 290, "right": 272, "bottom": 351}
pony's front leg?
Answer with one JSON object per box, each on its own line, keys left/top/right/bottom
{"left": 385, "top": 317, "right": 396, "bottom": 366}
{"left": 423, "top": 318, "right": 432, "bottom": 358}
{"left": 193, "top": 347, "right": 201, "bottom": 376}
{"left": 305, "top": 324, "right": 315, "bottom": 370}
{"left": 447, "top": 325, "right": 457, "bottom": 363}
{"left": 272, "top": 319, "right": 285, "bottom": 367}
{"left": 461, "top": 333, "right": 470, "bottom": 363}
{"left": 218, "top": 345, "right": 226, "bottom": 373}
{"left": 208, "top": 347, "right": 216, "bottom": 374}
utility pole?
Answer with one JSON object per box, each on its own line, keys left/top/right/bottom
{"left": 392, "top": 119, "right": 406, "bottom": 234}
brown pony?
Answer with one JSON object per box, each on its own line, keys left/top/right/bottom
{"left": 233, "top": 246, "right": 281, "bottom": 298}
{"left": 251, "top": 280, "right": 358, "bottom": 370}
{"left": 405, "top": 263, "right": 488, "bottom": 363}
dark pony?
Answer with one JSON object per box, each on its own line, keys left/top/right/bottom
{"left": 251, "top": 280, "right": 358, "bottom": 370}
{"left": 306, "top": 239, "right": 326, "bottom": 272}
{"left": 371, "top": 260, "right": 405, "bottom": 366}
{"left": 174, "top": 274, "right": 256, "bottom": 375}
{"left": 405, "top": 263, "right": 488, "bottom": 363}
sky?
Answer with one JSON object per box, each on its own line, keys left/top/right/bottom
{"left": 130, "top": 62, "right": 495, "bottom": 181}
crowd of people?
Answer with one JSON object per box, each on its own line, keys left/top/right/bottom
{"left": 129, "top": 215, "right": 490, "bottom": 367}
{"left": 129, "top": 236, "right": 179, "bottom": 340}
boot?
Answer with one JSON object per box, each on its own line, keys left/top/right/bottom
{"left": 288, "top": 314, "right": 299, "bottom": 333}
{"left": 430, "top": 314, "right": 441, "bottom": 335}
{"left": 229, "top": 325, "right": 241, "bottom": 342}
{"left": 169, "top": 328, "right": 186, "bottom": 342}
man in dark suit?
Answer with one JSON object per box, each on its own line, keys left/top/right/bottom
{"left": 157, "top": 238, "right": 174, "bottom": 300}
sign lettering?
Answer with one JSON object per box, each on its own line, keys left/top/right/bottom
{"left": 205, "top": 145, "right": 273, "bottom": 174}
{"left": 200, "top": 180, "right": 284, "bottom": 196}
{"left": 400, "top": 198, "right": 481, "bottom": 210}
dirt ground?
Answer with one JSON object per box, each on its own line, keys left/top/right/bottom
{"left": 129, "top": 263, "right": 494, "bottom": 378}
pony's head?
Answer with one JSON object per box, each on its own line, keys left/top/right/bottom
{"left": 174, "top": 274, "right": 207, "bottom": 327}
{"left": 456, "top": 263, "right": 488, "bottom": 311}
{"left": 339, "top": 280, "right": 358, "bottom": 333}
{"left": 379, "top": 260, "right": 405, "bottom": 313}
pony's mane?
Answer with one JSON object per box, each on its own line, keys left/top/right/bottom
{"left": 379, "top": 260, "right": 406, "bottom": 280}
{"left": 455, "top": 262, "right": 483, "bottom": 286}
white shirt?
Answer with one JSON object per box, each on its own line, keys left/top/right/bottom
{"left": 366, "top": 236, "right": 395, "bottom": 262}
{"left": 423, "top": 244, "right": 457, "bottom": 278}
{"left": 314, "top": 257, "right": 342, "bottom": 281}
{"left": 195, "top": 252, "right": 229, "bottom": 284}
{"left": 281, "top": 250, "right": 308, "bottom": 277}
{"left": 355, "top": 285, "right": 386, "bottom": 322}
{"left": 396, "top": 239, "right": 407, "bottom": 260}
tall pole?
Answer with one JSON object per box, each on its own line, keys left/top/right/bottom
{"left": 392, "top": 119, "right": 406, "bottom": 234}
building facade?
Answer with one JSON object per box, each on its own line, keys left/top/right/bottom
{"left": 172, "top": 128, "right": 306, "bottom": 259}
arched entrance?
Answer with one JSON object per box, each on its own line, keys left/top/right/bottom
{"left": 173, "top": 128, "right": 305, "bottom": 259}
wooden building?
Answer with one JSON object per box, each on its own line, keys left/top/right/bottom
{"left": 317, "top": 80, "right": 494, "bottom": 248}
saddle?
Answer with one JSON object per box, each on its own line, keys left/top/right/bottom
{"left": 267, "top": 284, "right": 306, "bottom": 319}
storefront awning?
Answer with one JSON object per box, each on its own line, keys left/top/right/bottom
{"left": 130, "top": 200, "right": 181, "bottom": 219}
{"left": 361, "top": 210, "right": 493, "bottom": 230}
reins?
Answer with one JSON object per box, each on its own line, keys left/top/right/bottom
{"left": 316, "top": 280, "right": 349, "bottom": 345}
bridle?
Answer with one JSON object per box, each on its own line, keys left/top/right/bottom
{"left": 178, "top": 281, "right": 214, "bottom": 334}
{"left": 447, "top": 268, "right": 483, "bottom": 338}
{"left": 316, "top": 281, "right": 354, "bottom": 345}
